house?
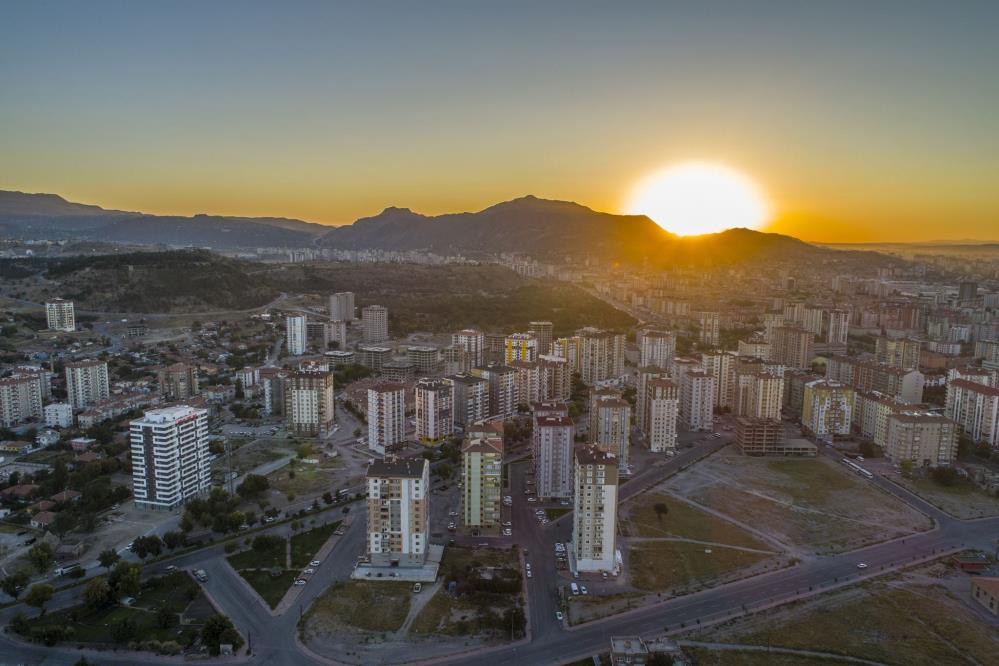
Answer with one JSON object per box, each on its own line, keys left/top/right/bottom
{"left": 0, "top": 484, "right": 40, "bottom": 500}
{"left": 28, "top": 499, "right": 56, "bottom": 515}
{"left": 30, "top": 510, "right": 57, "bottom": 530}
{"left": 69, "top": 437, "right": 96, "bottom": 452}
{"left": 35, "top": 430, "right": 60, "bottom": 448}
{"left": 952, "top": 553, "right": 990, "bottom": 573}
{"left": 50, "top": 489, "right": 82, "bottom": 504}
{"left": 73, "top": 451, "right": 103, "bottom": 465}
{"left": 971, "top": 577, "right": 999, "bottom": 616}
{"left": 0, "top": 441, "right": 33, "bottom": 455}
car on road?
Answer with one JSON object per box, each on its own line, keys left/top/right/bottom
{"left": 294, "top": 579, "right": 307, "bottom": 586}
{"left": 857, "top": 562, "right": 869, "bottom": 569}
{"left": 164, "top": 565, "right": 177, "bottom": 572}
{"left": 503, "top": 528, "right": 512, "bottom": 536}
{"left": 310, "top": 560, "right": 321, "bottom": 567}
{"left": 264, "top": 516, "right": 276, "bottom": 523}
{"left": 502, "top": 521, "right": 512, "bottom": 526}
{"left": 527, "top": 497, "right": 537, "bottom": 503}
{"left": 526, "top": 570, "right": 533, "bottom": 578}
{"left": 413, "top": 583, "right": 422, "bottom": 593}
{"left": 303, "top": 568, "right": 315, "bottom": 575}
{"left": 555, "top": 611, "right": 564, "bottom": 621}
{"left": 580, "top": 585, "right": 588, "bottom": 595}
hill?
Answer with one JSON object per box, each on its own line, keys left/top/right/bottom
{"left": 319, "top": 195, "right": 828, "bottom": 265}
{"left": 0, "top": 190, "right": 327, "bottom": 248}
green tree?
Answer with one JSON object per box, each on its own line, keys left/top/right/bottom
{"left": 131, "top": 535, "right": 163, "bottom": 558}
{"left": 83, "top": 576, "right": 112, "bottom": 609}
{"left": 28, "top": 542, "right": 54, "bottom": 573}
{"left": 237, "top": 474, "right": 269, "bottom": 499}
{"left": 201, "top": 614, "right": 244, "bottom": 655}
{"left": 23, "top": 584, "right": 54, "bottom": 616}
{"left": 1, "top": 571, "right": 29, "bottom": 599}
{"left": 109, "top": 561, "right": 141, "bottom": 598}
{"left": 900, "top": 460, "right": 914, "bottom": 478}
{"left": 653, "top": 502, "right": 669, "bottom": 520}
{"left": 98, "top": 548, "right": 120, "bottom": 571}
{"left": 163, "top": 530, "right": 186, "bottom": 549}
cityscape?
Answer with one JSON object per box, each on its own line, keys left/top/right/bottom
{"left": 1, "top": 3, "right": 998, "bottom": 666}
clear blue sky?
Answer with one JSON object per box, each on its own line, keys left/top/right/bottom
{"left": 1, "top": 1, "right": 997, "bottom": 240}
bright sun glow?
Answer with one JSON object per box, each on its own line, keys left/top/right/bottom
{"left": 626, "top": 162, "right": 770, "bottom": 236}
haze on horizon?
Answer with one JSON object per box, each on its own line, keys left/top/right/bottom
{"left": 1, "top": 1, "right": 998, "bottom": 243}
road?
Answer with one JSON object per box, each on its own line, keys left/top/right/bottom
{"left": 1, "top": 438, "right": 996, "bottom": 666}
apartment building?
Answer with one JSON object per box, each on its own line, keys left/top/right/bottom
{"left": 553, "top": 335, "right": 581, "bottom": 374}
{"left": 875, "top": 336, "right": 922, "bottom": 371}
{"left": 885, "top": 411, "right": 958, "bottom": 467}
{"left": 697, "top": 311, "right": 720, "bottom": 346}
{"left": 770, "top": 326, "right": 814, "bottom": 370}
{"left": 734, "top": 371, "right": 784, "bottom": 420}
{"left": 636, "top": 367, "right": 669, "bottom": 434}
{"left": 446, "top": 374, "right": 489, "bottom": 429}
{"left": 589, "top": 390, "right": 632, "bottom": 466}
{"left": 734, "top": 416, "right": 785, "bottom": 456}
{"left": 510, "top": 360, "right": 541, "bottom": 407}
{"left": 367, "top": 382, "right": 406, "bottom": 454}
{"left": 366, "top": 457, "right": 429, "bottom": 567}
{"left": 286, "top": 315, "right": 307, "bottom": 355}
{"left": 646, "top": 378, "right": 679, "bottom": 453}
{"left": 854, "top": 391, "right": 908, "bottom": 448}
{"left": 407, "top": 346, "right": 441, "bottom": 375}
{"left": 452, "top": 329, "right": 485, "bottom": 368}
{"left": 361, "top": 305, "right": 389, "bottom": 343}
{"left": 701, "top": 350, "right": 737, "bottom": 409}
{"left": 415, "top": 378, "right": 452, "bottom": 445}
{"left": 462, "top": 433, "right": 503, "bottom": 527}
{"left": 329, "top": 292, "right": 355, "bottom": 321}
{"left": 504, "top": 332, "right": 539, "bottom": 364}
{"left": 130, "top": 406, "right": 210, "bottom": 511}
{"left": 259, "top": 367, "right": 288, "bottom": 416}
{"left": 471, "top": 365, "right": 516, "bottom": 419}
{"left": 639, "top": 329, "right": 675, "bottom": 371}
{"left": 65, "top": 359, "right": 110, "bottom": 409}
{"left": 538, "top": 355, "right": 571, "bottom": 402}
{"left": 284, "top": 368, "right": 336, "bottom": 438}
{"left": 45, "top": 298, "right": 76, "bottom": 332}
{"left": 680, "top": 371, "right": 716, "bottom": 432}
{"left": 529, "top": 320, "right": 554, "bottom": 356}
{"left": 532, "top": 402, "right": 574, "bottom": 499}
{"left": 826, "top": 309, "right": 851, "bottom": 345}
{"left": 577, "top": 328, "right": 625, "bottom": 385}
{"left": 945, "top": 379, "right": 999, "bottom": 448}
{"left": 0, "top": 373, "right": 44, "bottom": 427}
{"left": 802, "top": 379, "right": 855, "bottom": 438}
{"left": 157, "top": 362, "right": 199, "bottom": 401}
{"left": 329, "top": 319, "right": 348, "bottom": 348}
{"left": 572, "top": 445, "right": 619, "bottom": 574}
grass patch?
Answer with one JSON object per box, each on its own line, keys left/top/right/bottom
{"left": 305, "top": 581, "right": 412, "bottom": 632}
{"left": 684, "top": 648, "right": 843, "bottom": 665}
{"left": 227, "top": 539, "right": 286, "bottom": 570}
{"left": 621, "top": 493, "right": 771, "bottom": 550}
{"left": 629, "top": 541, "right": 771, "bottom": 592}
{"left": 290, "top": 521, "right": 341, "bottom": 568}
{"left": 268, "top": 461, "right": 342, "bottom": 497}
{"left": 899, "top": 476, "right": 999, "bottom": 519}
{"left": 235, "top": 569, "right": 299, "bottom": 609}
{"left": 545, "top": 508, "right": 571, "bottom": 520}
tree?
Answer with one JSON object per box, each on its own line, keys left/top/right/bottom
{"left": 110, "top": 616, "right": 137, "bottom": 643}
{"left": 322, "top": 491, "right": 334, "bottom": 505}
{"left": 131, "top": 535, "right": 163, "bottom": 559}
{"left": 28, "top": 542, "right": 54, "bottom": 573}
{"left": 98, "top": 548, "right": 120, "bottom": 571}
{"left": 436, "top": 463, "right": 454, "bottom": 480}
{"left": 653, "top": 502, "right": 669, "bottom": 520}
{"left": 1, "top": 571, "right": 29, "bottom": 599}
{"left": 900, "top": 460, "right": 914, "bottom": 479}
{"left": 23, "top": 584, "right": 54, "bottom": 616}
{"left": 109, "top": 561, "right": 141, "bottom": 598}
{"left": 201, "top": 614, "right": 244, "bottom": 655}
{"left": 236, "top": 474, "right": 269, "bottom": 499}
{"left": 83, "top": 576, "right": 112, "bottom": 609}
{"left": 163, "top": 530, "right": 186, "bottom": 549}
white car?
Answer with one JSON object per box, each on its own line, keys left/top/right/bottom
{"left": 503, "top": 529, "right": 512, "bottom": 536}
{"left": 555, "top": 611, "right": 564, "bottom": 621}
{"left": 580, "top": 585, "right": 588, "bottom": 595}
{"left": 857, "top": 562, "right": 869, "bottom": 569}
{"left": 525, "top": 563, "right": 532, "bottom": 570}
{"left": 310, "top": 560, "right": 321, "bottom": 567}
{"left": 526, "top": 570, "right": 533, "bottom": 578}
{"left": 294, "top": 579, "right": 307, "bottom": 586}
{"left": 502, "top": 521, "right": 512, "bottom": 527}
{"left": 527, "top": 497, "right": 537, "bottom": 503}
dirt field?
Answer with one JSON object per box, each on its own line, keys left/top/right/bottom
{"left": 896, "top": 476, "right": 999, "bottom": 519}
{"left": 692, "top": 562, "right": 999, "bottom": 666}
{"left": 660, "top": 446, "right": 932, "bottom": 555}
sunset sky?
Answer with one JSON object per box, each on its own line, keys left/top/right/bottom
{"left": 2, "top": 2, "right": 997, "bottom": 242}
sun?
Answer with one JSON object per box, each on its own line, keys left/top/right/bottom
{"left": 625, "top": 162, "right": 770, "bottom": 236}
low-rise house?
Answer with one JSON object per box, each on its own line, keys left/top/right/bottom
{"left": 0, "top": 483, "right": 40, "bottom": 500}
{"left": 69, "top": 437, "right": 96, "bottom": 452}
{"left": 28, "top": 499, "right": 56, "bottom": 514}
{"left": 50, "top": 489, "right": 82, "bottom": 504}
{"left": 30, "top": 510, "right": 57, "bottom": 530}
{"left": 971, "top": 577, "right": 999, "bottom": 616}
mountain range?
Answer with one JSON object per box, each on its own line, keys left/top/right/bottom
{"left": 1, "top": 189, "right": 830, "bottom": 264}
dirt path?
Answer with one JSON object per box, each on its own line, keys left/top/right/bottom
{"left": 679, "top": 640, "right": 891, "bottom": 665}
{"left": 395, "top": 579, "right": 443, "bottom": 637}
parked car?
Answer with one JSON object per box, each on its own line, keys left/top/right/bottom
{"left": 310, "top": 560, "right": 321, "bottom": 567}
{"left": 413, "top": 583, "right": 422, "bottom": 593}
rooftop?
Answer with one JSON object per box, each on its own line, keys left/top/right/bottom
{"left": 367, "top": 457, "right": 427, "bottom": 479}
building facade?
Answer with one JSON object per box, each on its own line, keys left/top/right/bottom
{"left": 65, "top": 359, "right": 110, "bottom": 410}
{"left": 130, "top": 406, "right": 210, "bottom": 511}
{"left": 366, "top": 458, "right": 429, "bottom": 567}
{"left": 462, "top": 434, "right": 503, "bottom": 528}
{"left": 367, "top": 382, "right": 406, "bottom": 454}
{"left": 361, "top": 305, "right": 389, "bottom": 343}
{"left": 283, "top": 368, "right": 336, "bottom": 437}
{"left": 572, "top": 445, "right": 619, "bottom": 574}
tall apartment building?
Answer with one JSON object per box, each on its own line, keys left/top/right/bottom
{"left": 329, "top": 320, "right": 348, "bottom": 349}
{"left": 826, "top": 356, "right": 924, "bottom": 403}
{"left": 504, "top": 332, "right": 539, "bottom": 364}
{"left": 697, "top": 311, "right": 720, "bottom": 347}
{"left": 636, "top": 367, "right": 669, "bottom": 434}
{"left": 415, "top": 378, "right": 452, "bottom": 445}
{"left": 484, "top": 333, "right": 507, "bottom": 365}
{"left": 770, "top": 326, "right": 814, "bottom": 370}
{"left": 510, "top": 360, "right": 541, "bottom": 408}
{"left": 553, "top": 336, "right": 581, "bottom": 374}
{"left": 367, "top": 382, "right": 406, "bottom": 454}
{"left": 532, "top": 403, "right": 574, "bottom": 499}
{"left": 646, "top": 378, "right": 679, "bottom": 453}
{"left": 538, "top": 355, "right": 571, "bottom": 402}
{"left": 284, "top": 368, "right": 336, "bottom": 438}
{"left": 854, "top": 391, "right": 908, "bottom": 448}
{"left": 589, "top": 390, "right": 632, "bottom": 466}
{"left": 885, "top": 411, "right": 958, "bottom": 467}
{"left": 471, "top": 365, "right": 516, "bottom": 419}
{"left": 529, "top": 321, "right": 554, "bottom": 356}
{"left": 407, "top": 346, "right": 441, "bottom": 376}
{"left": 446, "top": 374, "right": 489, "bottom": 429}
{"left": 15, "top": 365, "right": 51, "bottom": 399}
{"left": 801, "top": 307, "right": 824, "bottom": 336}
{"left": 462, "top": 433, "right": 503, "bottom": 527}
{"left": 738, "top": 337, "right": 771, "bottom": 360}
{"left": 366, "top": 458, "right": 429, "bottom": 567}
{"left": 259, "top": 367, "right": 288, "bottom": 416}
{"left": 442, "top": 345, "right": 471, "bottom": 375}
{"left": 733, "top": 372, "right": 784, "bottom": 420}
{"left": 452, "top": 329, "right": 485, "bottom": 368}
{"left": 572, "top": 445, "right": 619, "bottom": 574}
{"left": 0, "top": 373, "right": 44, "bottom": 427}
{"left": 45, "top": 298, "right": 76, "bottom": 332}
{"left": 734, "top": 416, "right": 785, "bottom": 456}
{"left": 329, "top": 292, "right": 355, "bottom": 321}
{"left": 157, "top": 362, "right": 199, "bottom": 401}
{"left": 802, "top": 379, "right": 855, "bottom": 438}
{"left": 762, "top": 313, "right": 785, "bottom": 344}
{"left": 65, "top": 359, "right": 110, "bottom": 409}
{"left": 577, "top": 328, "right": 625, "bottom": 385}
{"left": 286, "top": 315, "right": 307, "bottom": 356}
{"left": 945, "top": 379, "right": 999, "bottom": 448}
{"left": 701, "top": 350, "right": 737, "bottom": 409}
{"left": 875, "top": 336, "right": 922, "bottom": 371}
{"left": 129, "top": 406, "right": 210, "bottom": 510}
{"left": 639, "top": 330, "right": 676, "bottom": 371}
{"left": 680, "top": 371, "right": 716, "bottom": 432}
{"left": 44, "top": 402, "right": 74, "bottom": 429}
{"left": 361, "top": 305, "right": 389, "bottom": 343}
{"left": 826, "top": 309, "right": 851, "bottom": 345}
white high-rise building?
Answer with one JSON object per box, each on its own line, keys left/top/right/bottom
{"left": 366, "top": 457, "right": 429, "bottom": 567}
{"left": 646, "top": 378, "right": 679, "bottom": 453}
{"left": 44, "top": 402, "right": 74, "bottom": 429}
{"left": 701, "top": 351, "right": 737, "bottom": 409}
{"left": 446, "top": 374, "right": 489, "bottom": 429}
{"left": 329, "top": 292, "right": 355, "bottom": 321}
{"left": 504, "top": 332, "right": 539, "bottom": 364}
{"left": 589, "top": 390, "right": 632, "bottom": 467}
{"left": 0, "top": 373, "right": 44, "bottom": 427}
{"left": 637, "top": 367, "right": 669, "bottom": 434}
{"left": 415, "top": 378, "right": 452, "bottom": 445}
{"left": 538, "top": 355, "right": 571, "bottom": 402}
{"left": 471, "top": 365, "right": 516, "bottom": 419}
{"left": 885, "top": 411, "right": 958, "bottom": 467}
{"left": 284, "top": 368, "right": 336, "bottom": 438}
{"left": 65, "top": 359, "right": 110, "bottom": 410}
{"left": 572, "top": 445, "right": 619, "bottom": 574}
{"left": 361, "top": 305, "right": 389, "bottom": 343}
{"left": 639, "top": 330, "right": 676, "bottom": 371}
{"left": 577, "top": 328, "right": 625, "bottom": 385}
{"left": 698, "top": 312, "right": 720, "bottom": 347}
{"left": 734, "top": 372, "right": 785, "bottom": 420}
{"left": 462, "top": 432, "right": 503, "bottom": 528}
{"left": 826, "top": 309, "right": 851, "bottom": 345}
{"left": 129, "top": 406, "right": 211, "bottom": 510}
{"left": 367, "top": 382, "right": 406, "bottom": 454}
{"left": 680, "top": 371, "right": 716, "bottom": 432}
{"left": 946, "top": 379, "right": 999, "bottom": 448}
{"left": 329, "top": 320, "right": 348, "bottom": 348}
{"left": 45, "top": 299, "right": 76, "bottom": 332}
{"left": 532, "top": 402, "right": 574, "bottom": 499}
{"left": 452, "top": 329, "right": 485, "bottom": 368}
{"left": 286, "top": 315, "right": 307, "bottom": 356}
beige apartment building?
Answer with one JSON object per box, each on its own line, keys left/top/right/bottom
{"left": 885, "top": 411, "right": 958, "bottom": 467}
{"left": 366, "top": 457, "right": 429, "bottom": 567}
{"left": 283, "top": 367, "right": 336, "bottom": 438}
{"left": 461, "top": 433, "right": 503, "bottom": 528}
{"left": 572, "top": 445, "right": 619, "bottom": 574}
